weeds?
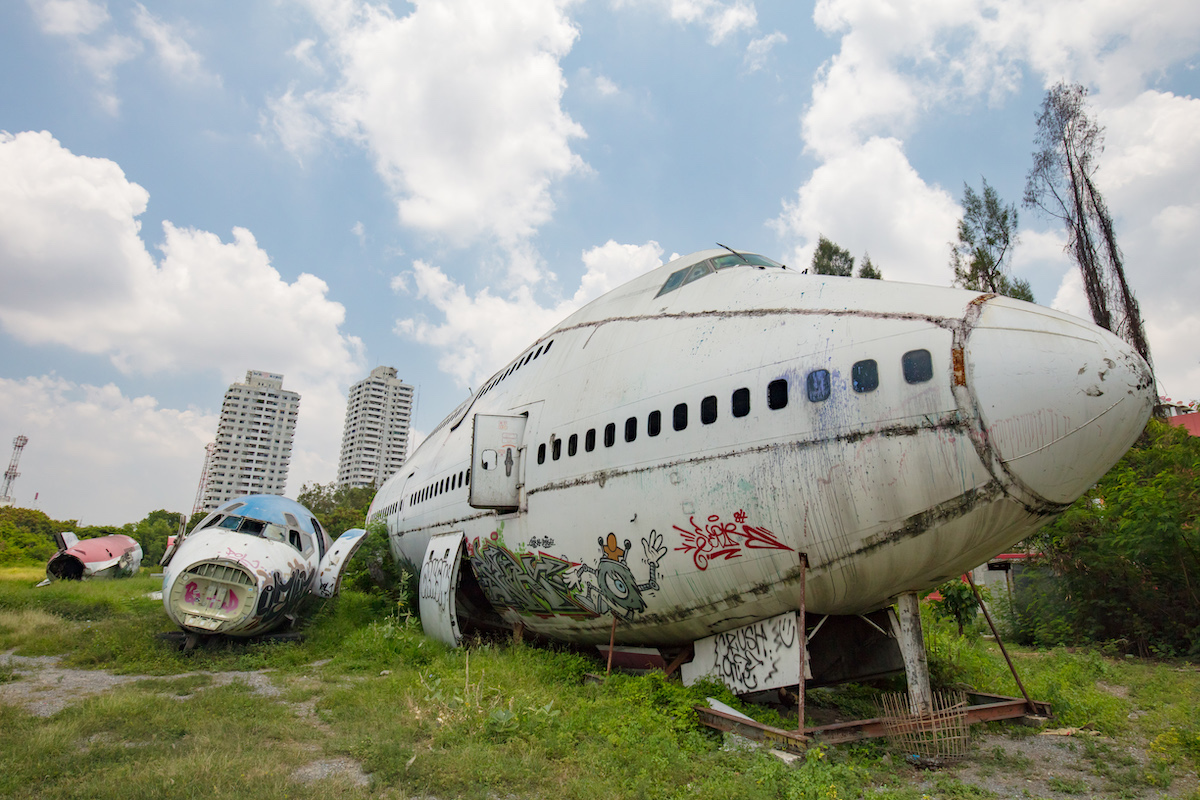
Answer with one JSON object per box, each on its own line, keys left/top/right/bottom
{"left": 1, "top": 570, "right": 1199, "bottom": 800}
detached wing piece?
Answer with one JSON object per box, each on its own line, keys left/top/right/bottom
{"left": 315, "top": 528, "right": 368, "bottom": 598}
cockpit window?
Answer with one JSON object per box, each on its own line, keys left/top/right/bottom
{"left": 218, "top": 516, "right": 242, "bottom": 530}
{"left": 655, "top": 266, "right": 690, "bottom": 297}
{"left": 240, "top": 519, "right": 266, "bottom": 535}
{"left": 655, "top": 253, "right": 784, "bottom": 298}
{"left": 681, "top": 261, "right": 714, "bottom": 287}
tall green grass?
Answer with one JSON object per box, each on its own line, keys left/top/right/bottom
{"left": 2, "top": 569, "right": 1199, "bottom": 799}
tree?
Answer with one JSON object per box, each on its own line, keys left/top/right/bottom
{"left": 811, "top": 235, "right": 854, "bottom": 276}
{"left": 1018, "top": 420, "right": 1200, "bottom": 656}
{"left": 949, "top": 178, "right": 1033, "bottom": 302}
{"left": 1025, "top": 82, "right": 1151, "bottom": 369}
{"left": 296, "top": 481, "right": 378, "bottom": 536}
{"left": 857, "top": 254, "right": 883, "bottom": 280}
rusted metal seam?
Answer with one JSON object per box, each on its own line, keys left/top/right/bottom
{"left": 949, "top": 296, "right": 1060, "bottom": 515}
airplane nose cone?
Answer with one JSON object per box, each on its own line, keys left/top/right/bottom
{"left": 964, "top": 298, "right": 1154, "bottom": 505}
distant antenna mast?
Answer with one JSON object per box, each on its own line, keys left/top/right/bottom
{"left": 191, "top": 442, "right": 216, "bottom": 517}
{"left": 0, "top": 435, "right": 29, "bottom": 505}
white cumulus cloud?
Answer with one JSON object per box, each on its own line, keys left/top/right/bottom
{"left": 0, "top": 130, "right": 366, "bottom": 517}
{"left": 0, "top": 376, "right": 217, "bottom": 523}
{"left": 394, "top": 241, "right": 664, "bottom": 388}
{"left": 265, "top": 0, "right": 586, "bottom": 259}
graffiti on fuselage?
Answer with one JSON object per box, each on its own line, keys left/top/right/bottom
{"left": 672, "top": 510, "right": 793, "bottom": 570}
{"left": 568, "top": 530, "right": 666, "bottom": 620}
{"left": 466, "top": 528, "right": 667, "bottom": 620}
{"left": 255, "top": 559, "right": 311, "bottom": 620}
{"left": 711, "top": 612, "right": 797, "bottom": 692}
{"left": 419, "top": 544, "right": 456, "bottom": 615}
{"left": 468, "top": 538, "right": 596, "bottom": 618}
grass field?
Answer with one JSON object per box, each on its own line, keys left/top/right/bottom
{"left": 1, "top": 567, "right": 1197, "bottom": 800}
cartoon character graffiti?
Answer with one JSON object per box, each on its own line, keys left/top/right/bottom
{"left": 569, "top": 530, "right": 667, "bottom": 619}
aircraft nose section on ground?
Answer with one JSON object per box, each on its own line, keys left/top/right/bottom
{"left": 964, "top": 298, "right": 1155, "bottom": 505}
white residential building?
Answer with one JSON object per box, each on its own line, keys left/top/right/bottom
{"left": 337, "top": 366, "right": 414, "bottom": 488}
{"left": 200, "top": 370, "right": 300, "bottom": 511}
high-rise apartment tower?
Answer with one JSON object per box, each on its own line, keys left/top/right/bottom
{"left": 337, "top": 366, "right": 414, "bottom": 488}
{"left": 201, "top": 370, "right": 300, "bottom": 511}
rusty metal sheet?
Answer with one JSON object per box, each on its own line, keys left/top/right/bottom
{"left": 694, "top": 705, "right": 809, "bottom": 755}
{"left": 695, "top": 693, "right": 1050, "bottom": 747}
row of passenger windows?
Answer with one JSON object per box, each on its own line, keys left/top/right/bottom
{"left": 535, "top": 349, "right": 934, "bottom": 465}
{"left": 479, "top": 339, "right": 555, "bottom": 399}
{"left": 410, "top": 469, "right": 471, "bottom": 507}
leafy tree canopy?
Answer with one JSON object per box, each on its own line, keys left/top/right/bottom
{"left": 950, "top": 178, "right": 1033, "bottom": 302}
{"left": 296, "top": 482, "right": 378, "bottom": 537}
{"left": 811, "top": 235, "right": 854, "bottom": 277}
{"left": 1018, "top": 420, "right": 1200, "bottom": 656}
{"left": 857, "top": 254, "right": 883, "bottom": 280}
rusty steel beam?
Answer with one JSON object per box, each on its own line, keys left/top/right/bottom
{"left": 695, "top": 692, "right": 1049, "bottom": 748}
{"left": 693, "top": 706, "right": 810, "bottom": 755}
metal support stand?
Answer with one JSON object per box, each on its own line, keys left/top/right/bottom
{"left": 966, "top": 572, "right": 1038, "bottom": 714}
{"left": 895, "top": 591, "right": 933, "bottom": 715}
{"left": 797, "top": 553, "right": 808, "bottom": 732}
{"left": 606, "top": 614, "right": 618, "bottom": 676}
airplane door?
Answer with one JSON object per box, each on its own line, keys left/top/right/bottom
{"left": 418, "top": 531, "right": 466, "bottom": 647}
{"left": 469, "top": 414, "right": 527, "bottom": 510}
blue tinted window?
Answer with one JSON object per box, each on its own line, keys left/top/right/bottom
{"left": 806, "top": 370, "right": 831, "bottom": 402}
{"left": 903, "top": 349, "right": 933, "bottom": 384}
{"left": 852, "top": 360, "right": 879, "bottom": 393}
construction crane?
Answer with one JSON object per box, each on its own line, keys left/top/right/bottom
{"left": 0, "top": 435, "right": 29, "bottom": 506}
{"left": 191, "top": 442, "right": 216, "bottom": 519}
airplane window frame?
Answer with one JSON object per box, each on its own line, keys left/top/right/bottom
{"left": 768, "top": 379, "right": 789, "bottom": 410}
{"left": 604, "top": 423, "right": 616, "bottom": 447}
{"left": 648, "top": 410, "right": 662, "bottom": 436}
{"left": 852, "top": 359, "right": 879, "bottom": 393}
{"left": 568, "top": 434, "right": 578, "bottom": 457}
{"left": 732, "top": 387, "right": 750, "bottom": 417}
{"left": 701, "top": 395, "right": 718, "bottom": 424}
{"left": 673, "top": 403, "right": 688, "bottom": 431}
{"left": 902, "top": 349, "right": 934, "bottom": 384}
{"left": 807, "top": 369, "right": 831, "bottom": 402}
{"left": 625, "top": 417, "right": 637, "bottom": 442}
{"left": 585, "top": 428, "right": 596, "bottom": 452}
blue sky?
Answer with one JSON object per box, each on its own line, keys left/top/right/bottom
{"left": 2, "top": 0, "right": 1198, "bottom": 524}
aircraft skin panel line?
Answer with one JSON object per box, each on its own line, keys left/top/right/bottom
{"left": 369, "top": 249, "right": 1155, "bottom": 650}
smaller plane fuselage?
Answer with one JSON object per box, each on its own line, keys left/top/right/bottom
{"left": 161, "top": 495, "right": 366, "bottom": 636}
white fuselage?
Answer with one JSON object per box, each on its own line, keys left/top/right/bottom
{"left": 371, "top": 250, "right": 1153, "bottom": 646}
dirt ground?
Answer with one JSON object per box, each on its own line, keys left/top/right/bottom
{"left": 3, "top": 649, "right": 1196, "bottom": 799}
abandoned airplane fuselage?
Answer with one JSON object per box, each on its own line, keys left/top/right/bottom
{"left": 39, "top": 532, "right": 143, "bottom": 584}
{"left": 370, "top": 249, "right": 1154, "bottom": 655}
{"left": 161, "top": 495, "right": 366, "bottom": 637}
